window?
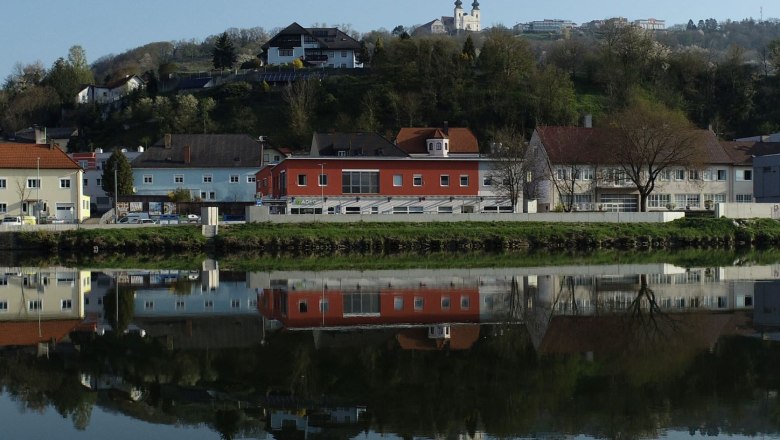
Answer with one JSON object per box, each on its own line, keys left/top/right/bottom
{"left": 414, "top": 297, "right": 424, "bottom": 310}
{"left": 174, "top": 174, "right": 184, "bottom": 184}
{"left": 230, "top": 174, "right": 240, "bottom": 183}
{"left": 438, "top": 206, "right": 453, "bottom": 214}
{"left": 342, "top": 171, "right": 379, "bottom": 193}
{"left": 343, "top": 293, "right": 379, "bottom": 315}
{"left": 61, "top": 299, "right": 72, "bottom": 310}
{"left": 319, "top": 299, "right": 329, "bottom": 312}
{"left": 460, "top": 296, "right": 470, "bottom": 309}
{"left": 319, "top": 174, "right": 328, "bottom": 186}
{"left": 96, "top": 178, "right": 102, "bottom": 186}
{"left": 580, "top": 168, "right": 594, "bottom": 181}
{"left": 688, "top": 169, "right": 700, "bottom": 180}
{"left": 143, "top": 175, "right": 153, "bottom": 184}
{"left": 337, "top": 150, "right": 347, "bottom": 157}
{"left": 231, "top": 299, "right": 241, "bottom": 309}
{"left": 648, "top": 193, "right": 671, "bottom": 208}
{"left": 441, "top": 296, "right": 451, "bottom": 309}
{"left": 428, "top": 142, "right": 433, "bottom": 151}
{"left": 393, "top": 175, "right": 403, "bottom": 186}
{"left": 413, "top": 175, "right": 423, "bottom": 187}
{"left": 144, "top": 301, "right": 154, "bottom": 310}
{"left": 279, "top": 48, "right": 293, "bottom": 57}
{"left": 704, "top": 193, "right": 726, "bottom": 204}
{"left": 440, "top": 175, "right": 450, "bottom": 186}
{"left": 394, "top": 296, "right": 404, "bottom": 311}
{"left": 202, "top": 174, "right": 213, "bottom": 183}
{"left": 205, "top": 300, "right": 214, "bottom": 309}
{"left": 28, "top": 300, "right": 41, "bottom": 311}
{"left": 674, "top": 193, "right": 701, "bottom": 208}
{"left": 83, "top": 178, "right": 88, "bottom": 187}
{"left": 483, "top": 176, "right": 492, "bottom": 186}
{"left": 717, "top": 169, "right": 728, "bottom": 181}
{"left": 673, "top": 169, "right": 685, "bottom": 181}
{"left": 0, "top": 301, "right": 6, "bottom": 311}
{"left": 79, "top": 160, "right": 88, "bottom": 169}
{"left": 176, "top": 300, "right": 185, "bottom": 310}
{"left": 0, "top": 178, "right": 5, "bottom": 188}
{"left": 247, "top": 176, "right": 256, "bottom": 183}
{"left": 460, "top": 175, "right": 469, "bottom": 186}
{"left": 556, "top": 168, "right": 568, "bottom": 180}
{"left": 436, "top": 142, "right": 442, "bottom": 150}
{"left": 736, "top": 170, "right": 752, "bottom": 181}
{"left": 297, "top": 174, "right": 307, "bottom": 186}
{"left": 736, "top": 194, "right": 753, "bottom": 203}
{"left": 0, "top": 203, "right": 6, "bottom": 213}
{"left": 27, "top": 178, "right": 40, "bottom": 189}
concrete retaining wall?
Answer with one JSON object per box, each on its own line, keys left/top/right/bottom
{"left": 715, "top": 203, "right": 780, "bottom": 219}
{"left": 246, "top": 206, "right": 684, "bottom": 224}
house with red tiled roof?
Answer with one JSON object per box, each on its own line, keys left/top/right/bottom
{"left": 395, "top": 124, "right": 480, "bottom": 157}
{"left": 0, "top": 143, "right": 90, "bottom": 222}
{"left": 530, "top": 126, "right": 738, "bottom": 212}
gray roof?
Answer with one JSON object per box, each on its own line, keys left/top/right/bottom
{"left": 311, "top": 132, "right": 409, "bottom": 157}
{"left": 132, "top": 134, "right": 262, "bottom": 168}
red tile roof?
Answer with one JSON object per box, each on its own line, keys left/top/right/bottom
{"left": 0, "top": 144, "right": 81, "bottom": 169}
{"left": 0, "top": 320, "right": 82, "bottom": 347}
{"left": 534, "top": 126, "right": 732, "bottom": 165}
{"left": 396, "top": 127, "right": 479, "bottom": 154}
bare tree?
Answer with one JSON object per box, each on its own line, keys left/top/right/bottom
{"left": 14, "top": 178, "right": 32, "bottom": 217}
{"left": 283, "top": 78, "right": 318, "bottom": 136}
{"left": 606, "top": 99, "right": 705, "bottom": 212}
{"left": 488, "top": 126, "right": 542, "bottom": 213}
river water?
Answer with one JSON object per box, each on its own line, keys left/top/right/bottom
{"left": 1, "top": 260, "right": 780, "bottom": 439}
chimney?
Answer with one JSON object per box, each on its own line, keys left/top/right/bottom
{"left": 164, "top": 133, "right": 172, "bottom": 149}
{"left": 35, "top": 126, "right": 47, "bottom": 144}
{"left": 183, "top": 145, "right": 191, "bottom": 164}
{"left": 583, "top": 114, "right": 593, "bottom": 128}
{"left": 443, "top": 121, "right": 449, "bottom": 135}
{"left": 49, "top": 140, "right": 55, "bottom": 150}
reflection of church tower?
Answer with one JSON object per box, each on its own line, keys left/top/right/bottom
{"left": 454, "top": 0, "right": 464, "bottom": 30}
{"left": 471, "top": 0, "right": 480, "bottom": 30}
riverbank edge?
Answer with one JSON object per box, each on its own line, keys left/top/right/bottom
{"left": 4, "top": 217, "right": 780, "bottom": 255}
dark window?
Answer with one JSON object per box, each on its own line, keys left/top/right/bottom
{"left": 342, "top": 171, "right": 379, "bottom": 194}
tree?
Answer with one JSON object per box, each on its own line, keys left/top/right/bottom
{"left": 530, "top": 65, "right": 578, "bottom": 125}
{"left": 488, "top": 126, "right": 539, "bottom": 213}
{"left": 283, "top": 78, "right": 318, "bottom": 136}
{"left": 212, "top": 32, "right": 238, "bottom": 70}
{"left": 101, "top": 149, "right": 134, "bottom": 198}
{"left": 462, "top": 35, "right": 477, "bottom": 62}
{"left": 605, "top": 99, "right": 704, "bottom": 212}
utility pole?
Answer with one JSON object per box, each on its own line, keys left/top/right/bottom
{"left": 36, "top": 157, "right": 40, "bottom": 224}
{"left": 319, "top": 163, "right": 325, "bottom": 214}
{"left": 114, "top": 166, "right": 118, "bottom": 223}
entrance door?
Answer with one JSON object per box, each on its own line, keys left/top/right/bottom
{"left": 599, "top": 194, "right": 638, "bottom": 212}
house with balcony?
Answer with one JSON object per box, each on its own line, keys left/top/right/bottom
{"left": 261, "top": 22, "right": 363, "bottom": 68}
{"left": 131, "top": 134, "right": 263, "bottom": 203}
{"left": 530, "top": 126, "right": 735, "bottom": 212}
{"left": 256, "top": 130, "right": 510, "bottom": 214}
{"left": 0, "top": 143, "right": 89, "bottom": 222}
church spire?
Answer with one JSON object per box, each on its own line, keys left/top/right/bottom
{"left": 471, "top": 0, "right": 479, "bottom": 10}
{"left": 455, "top": 0, "right": 463, "bottom": 8}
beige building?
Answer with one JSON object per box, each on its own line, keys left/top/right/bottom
{"left": 0, "top": 143, "right": 90, "bottom": 222}
{"left": 530, "top": 126, "right": 746, "bottom": 212}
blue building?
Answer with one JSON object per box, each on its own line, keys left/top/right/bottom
{"left": 131, "top": 134, "right": 262, "bottom": 202}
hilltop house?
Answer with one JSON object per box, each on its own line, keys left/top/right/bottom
{"left": 131, "top": 134, "right": 263, "bottom": 203}
{"left": 75, "top": 75, "right": 145, "bottom": 106}
{"left": 0, "top": 143, "right": 89, "bottom": 222}
{"left": 261, "top": 22, "right": 363, "bottom": 68}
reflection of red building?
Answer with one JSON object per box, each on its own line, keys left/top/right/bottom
{"left": 258, "top": 287, "right": 481, "bottom": 329}
{"left": 0, "top": 320, "right": 82, "bottom": 348}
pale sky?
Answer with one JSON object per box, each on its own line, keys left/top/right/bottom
{"left": 2, "top": 0, "right": 775, "bottom": 81}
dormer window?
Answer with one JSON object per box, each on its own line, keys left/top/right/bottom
{"left": 428, "top": 142, "right": 433, "bottom": 151}
{"left": 436, "top": 142, "right": 442, "bottom": 150}
{"left": 444, "top": 142, "right": 449, "bottom": 151}
{"left": 338, "top": 150, "right": 347, "bottom": 157}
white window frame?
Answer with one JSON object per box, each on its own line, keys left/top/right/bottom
{"left": 440, "top": 175, "right": 450, "bottom": 187}
{"left": 460, "top": 175, "right": 469, "bottom": 186}
{"left": 297, "top": 174, "right": 307, "bottom": 186}
{"left": 143, "top": 175, "right": 153, "bottom": 184}
{"left": 27, "top": 178, "right": 40, "bottom": 189}
{"left": 319, "top": 174, "right": 327, "bottom": 186}
{"left": 202, "top": 174, "right": 213, "bottom": 183}
{"left": 0, "top": 203, "right": 6, "bottom": 213}
{"left": 0, "top": 178, "right": 5, "bottom": 189}
{"left": 59, "top": 178, "right": 71, "bottom": 188}
{"left": 247, "top": 175, "right": 256, "bottom": 183}
{"left": 174, "top": 174, "right": 184, "bottom": 184}
{"left": 413, "top": 175, "right": 422, "bottom": 187}
{"left": 230, "top": 174, "right": 240, "bottom": 184}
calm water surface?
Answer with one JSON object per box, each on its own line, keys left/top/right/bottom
{"left": 1, "top": 261, "right": 779, "bottom": 439}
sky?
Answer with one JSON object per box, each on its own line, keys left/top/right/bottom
{"left": 1, "top": 0, "right": 775, "bottom": 81}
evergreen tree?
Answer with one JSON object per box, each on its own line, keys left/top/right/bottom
{"left": 462, "top": 34, "right": 477, "bottom": 62}
{"left": 212, "top": 32, "right": 238, "bottom": 70}
{"left": 101, "top": 149, "right": 134, "bottom": 198}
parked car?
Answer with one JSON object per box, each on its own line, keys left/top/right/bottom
{"left": 117, "top": 212, "right": 151, "bottom": 224}
{"left": 138, "top": 218, "right": 157, "bottom": 224}
{"left": 2, "top": 216, "right": 22, "bottom": 226}
{"left": 158, "top": 214, "right": 180, "bottom": 225}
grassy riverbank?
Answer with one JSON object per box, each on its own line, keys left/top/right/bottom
{"left": 9, "top": 217, "right": 780, "bottom": 257}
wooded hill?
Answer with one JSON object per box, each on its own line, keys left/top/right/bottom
{"left": 4, "top": 18, "right": 780, "bottom": 151}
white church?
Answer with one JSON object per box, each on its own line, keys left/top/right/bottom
{"left": 415, "top": 0, "right": 481, "bottom": 36}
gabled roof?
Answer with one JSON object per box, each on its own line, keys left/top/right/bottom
{"left": 0, "top": 320, "right": 82, "bottom": 347}
{"left": 0, "top": 143, "right": 81, "bottom": 169}
{"left": 720, "top": 140, "right": 780, "bottom": 166}
{"left": 132, "top": 134, "right": 262, "bottom": 169}
{"left": 534, "top": 126, "right": 732, "bottom": 165}
{"left": 262, "top": 22, "right": 361, "bottom": 51}
{"left": 312, "top": 132, "right": 408, "bottom": 157}
{"left": 396, "top": 127, "right": 479, "bottom": 154}
{"left": 104, "top": 74, "right": 144, "bottom": 90}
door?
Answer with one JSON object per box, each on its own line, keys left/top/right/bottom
{"left": 55, "top": 203, "right": 75, "bottom": 222}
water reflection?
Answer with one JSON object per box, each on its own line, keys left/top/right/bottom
{"left": 0, "top": 262, "right": 779, "bottom": 439}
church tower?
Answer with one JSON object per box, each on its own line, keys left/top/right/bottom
{"left": 454, "top": 0, "right": 464, "bottom": 31}
{"left": 471, "top": 0, "right": 480, "bottom": 30}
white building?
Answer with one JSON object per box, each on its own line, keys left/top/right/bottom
{"left": 261, "top": 23, "right": 363, "bottom": 68}
{"left": 75, "top": 75, "right": 145, "bottom": 106}
{"left": 634, "top": 18, "right": 666, "bottom": 30}
{"left": 441, "top": 0, "right": 481, "bottom": 33}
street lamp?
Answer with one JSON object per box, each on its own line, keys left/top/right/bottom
{"left": 319, "top": 163, "right": 325, "bottom": 214}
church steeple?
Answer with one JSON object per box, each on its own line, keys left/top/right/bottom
{"left": 471, "top": 0, "right": 479, "bottom": 10}
{"left": 455, "top": 0, "right": 463, "bottom": 7}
